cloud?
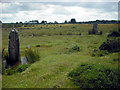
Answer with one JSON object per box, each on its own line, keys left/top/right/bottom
{"left": 1, "top": 2, "right": 47, "bottom": 14}
{"left": 1, "top": 0, "right": 119, "bottom": 2}
{"left": 52, "top": 5, "right": 72, "bottom": 15}
{"left": 0, "top": 2, "right": 118, "bottom": 23}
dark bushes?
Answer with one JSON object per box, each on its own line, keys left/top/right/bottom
{"left": 108, "top": 30, "right": 120, "bottom": 37}
{"left": 4, "top": 64, "right": 31, "bottom": 75}
{"left": 16, "top": 64, "right": 31, "bottom": 72}
{"left": 5, "top": 69, "right": 16, "bottom": 75}
{"left": 68, "top": 64, "right": 120, "bottom": 88}
{"left": 99, "top": 39, "right": 120, "bottom": 53}
{"left": 92, "top": 50, "right": 109, "bottom": 56}
{"left": 69, "top": 45, "right": 80, "bottom": 53}
{"left": 36, "top": 45, "right": 40, "bottom": 47}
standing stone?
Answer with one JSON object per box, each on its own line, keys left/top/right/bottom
{"left": 21, "top": 56, "right": 28, "bottom": 64}
{"left": 8, "top": 29, "right": 20, "bottom": 66}
{"left": 0, "top": 21, "right": 2, "bottom": 74}
{"left": 92, "top": 23, "right": 98, "bottom": 34}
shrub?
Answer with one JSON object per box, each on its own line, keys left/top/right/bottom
{"left": 25, "top": 48, "right": 40, "bottom": 63}
{"left": 2, "top": 48, "right": 9, "bottom": 70}
{"left": 4, "top": 68, "right": 16, "bottom": 75}
{"left": 59, "top": 32, "right": 63, "bottom": 35}
{"left": 72, "top": 26, "right": 76, "bottom": 29}
{"left": 79, "top": 33, "right": 81, "bottom": 35}
{"left": 68, "top": 64, "right": 120, "bottom": 88}
{"left": 69, "top": 45, "right": 80, "bottom": 53}
{"left": 99, "top": 38, "right": 120, "bottom": 53}
{"left": 2, "top": 48, "right": 9, "bottom": 61}
{"left": 16, "top": 64, "right": 31, "bottom": 73}
{"left": 112, "top": 58, "right": 120, "bottom": 62}
{"left": 4, "top": 64, "right": 31, "bottom": 75}
{"left": 108, "top": 30, "right": 120, "bottom": 37}
{"left": 36, "top": 45, "right": 40, "bottom": 47}
{"left": 92, "top": 50, "right": 109, "bottom": 57}
{"left": 99, "top": 31, "right": 103, "bottom": 35}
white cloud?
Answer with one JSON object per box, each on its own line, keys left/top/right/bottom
{"left": 1, "top": 0, "right": 119, "bottom": 2}
{"left": 0, "top": 2, "right": 118, "bottom": 23}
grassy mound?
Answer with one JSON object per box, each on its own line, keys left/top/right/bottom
{"left": 68, "top": 64, "right": 120, "bottom": 88}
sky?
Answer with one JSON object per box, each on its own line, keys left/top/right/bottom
{"left": 0, "top": 0, "right": 119, "bottom": 23}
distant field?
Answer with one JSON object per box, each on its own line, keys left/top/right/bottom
{"left": 2, "top": 24, "right": 119, "bottom": 88}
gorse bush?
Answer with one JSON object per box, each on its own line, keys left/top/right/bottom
{"left": 92, "top": 50, "right": 109, "bottom": 56}
{"left": 68, "top": 64, "right": 120, "bottom": 88}
{"left": 4, "top": 69, "right": 16, "bottom": 75}
{"left": 2, "top": 48, "right": 9, "bottom": 61}
{"left": 4, "top": 64, "right": 31, "bottom": 75}
{"left": 99, "top": 38, "right": 120, "bottom": 53}
{"left": 108, "top": 30, "right": 120, "bottom": 37}
{"left": 112, "top": 58, "right": 120, "bottom": 62}
{"left": 69, "top": 45, "right": 80, "bottom": 53}
{"left": 25, "top": 48, "right": 40, "bottom": 63}
{"left": 16, "top": 64, "right": 31, "bottom": 73}
{"left": 36, "top": 45, "right": 40, "bottom": 47}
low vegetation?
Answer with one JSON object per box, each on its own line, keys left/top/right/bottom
{"left": 99, "top": 38, "right": 120, "bottom": 53}
{"left": 68, "top": 63, "right": 120, "bottom": 88}
{"left": 4, "top": 64, "right": 31, "bottom": 75}
{"left": 24, "top": 48, "right": 40, "bottom": 63}
{"left": 68, "top": 45, "right": 80, "bottom": 53}
{"left": 92, "top": 50, "right": 109, "bottom": 57}
{"left": 16, "top": 64, "right": 31, "bottom": 73}
{"left": 108, "top": 30, "right": 120, "bottom": 37}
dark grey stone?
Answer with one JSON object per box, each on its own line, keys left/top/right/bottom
{"left": 8, "top": 29, "right": 20, "bottom": 66}
{"left": 92, "top": 23, "right": 98, "bottom": 34}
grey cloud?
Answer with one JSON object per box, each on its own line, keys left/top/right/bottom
{"left": 52, "top": 7, "right": 72, "bottom": 15}
{"left": 45, "top": 2, "right": 117, "bottom": 13}
{"left": 1, "top": 3, "right": 45, "bottom": 14}
{"left": 1, "top": 2, "right": 118, "bottom": 14}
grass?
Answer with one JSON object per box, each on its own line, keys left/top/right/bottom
{"left": 2, "top": 24, "right": 119, "bottom": 88}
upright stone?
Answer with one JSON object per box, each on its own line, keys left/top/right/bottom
{"left": 8, "top": 29, "right": 20, "bottom": 66}
{"left": 92, "top": 23, "right": 98, "bottom": 34}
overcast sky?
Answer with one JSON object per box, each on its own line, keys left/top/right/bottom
{"left": 0, "top": 1, "right": 119, "bottom": 23}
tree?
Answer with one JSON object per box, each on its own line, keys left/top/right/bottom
{"left": 70, "top": 18, "right": 76, "bottom": 23}
{"left": 64, "top": 20, "right": 67, "bottom": 24}
{"left": 41, "top": 20, "right": 47, "bottom": 24}
{"left": 54, "top": 21, "right": 58, "bottom": 24}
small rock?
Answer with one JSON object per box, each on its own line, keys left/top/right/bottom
{"left": 21, "top": 56, "right": 28, "bottom": 64}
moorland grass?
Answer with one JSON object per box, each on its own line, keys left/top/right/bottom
{"left": 2, "top": 24, "right": 119, "bottom": 88}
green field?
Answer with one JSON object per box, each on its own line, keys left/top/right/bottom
{"left": 2, "top": 24, "right": 119, "bottom": 88}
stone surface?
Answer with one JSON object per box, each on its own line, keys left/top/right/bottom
{"left": 8, "top": 29, "right": 20, "bottom": 66}
{"left": 92, "top": 23, "right": 98, "bottom": 34}
{"left": 27, "top": 45, "right": 30, "bottom": 48}
{"left": 3, "top": 60, "right": 8, "bottom": 68}
{"left": 21, "top": 56, "right": 28, "bottom": 64}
